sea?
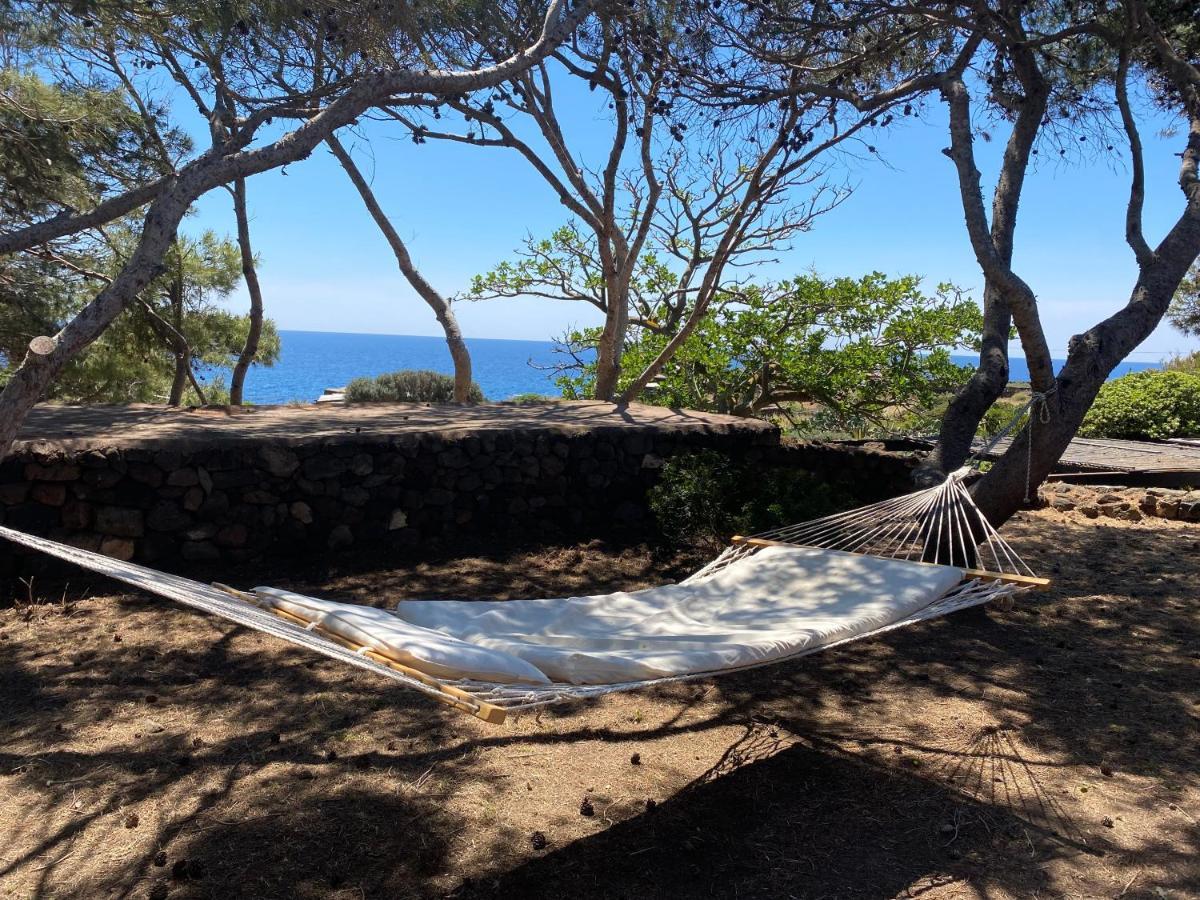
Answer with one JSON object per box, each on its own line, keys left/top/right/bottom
{"left": 209, "top": 329, "right": 1166, "bottom": 405}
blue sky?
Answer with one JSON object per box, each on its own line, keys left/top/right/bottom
{"left": 186, "top": 79, "right": 1200, "bottom": 364}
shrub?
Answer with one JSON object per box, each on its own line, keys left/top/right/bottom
{"left": 506, "top": 393, "right": 558, "bottom": 403}
{"left": 1080, "top": 369, "right": 1200, "bottom": 440}
{"left": 344, "top": 369, "right": 484, "bottom": 404}
{"left": 647, "top": 449, "right": 853, "bottom": 548}
{"left": 1164, "top": 351, "right": 1200, "bottom": 374}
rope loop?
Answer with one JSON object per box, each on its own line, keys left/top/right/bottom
{"left": 1024, "top": 384, "right": 1058, "bottom": 502}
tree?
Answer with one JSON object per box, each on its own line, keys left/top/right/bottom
{"left": 0, "top": 0, "right": 593, "bottom": 460}
{"left": 555, "top": 272, "right": 983, "bottom": 432}
{"left": 386, "top": 3, "right": 873, "bottom": 400}
{"left": 1168, "top": 261, "right": 1200, "bottom": 335}
{"left": 325, "top": 134, "right": 476, "bottom": 402}
{"left": 921, "top": 1, "right": 1200, "bottom": 526}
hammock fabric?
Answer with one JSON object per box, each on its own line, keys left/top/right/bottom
{"left": 0, "top": 468, "right": 1046, "bottom": 725}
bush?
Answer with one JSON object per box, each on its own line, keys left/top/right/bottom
{"left": 647, "top": 449, "right": 853, "bottom": 548}
{"left": 1164, "top": 351, "right": 1200, "bottom": 374}
{"left": 1080, "top": 369, "right": 1200, "bottom": 440}
{"left": 344, "top": 369, "right": 484, "bottom": 404}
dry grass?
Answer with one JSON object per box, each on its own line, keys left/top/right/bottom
{"left": 1, "top": 508, "right": 1197, "bottom": 899}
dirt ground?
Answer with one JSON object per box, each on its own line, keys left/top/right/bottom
{"left": 1, "top": 505, "right": 1197, "bottom": 900}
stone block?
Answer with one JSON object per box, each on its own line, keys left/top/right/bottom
{"left": 31, "top": 482, "right": 67, "bottom": 507}
{"left": 290, "top": 501, "right": 314, "bottom": 524}
{"left": 260, "top": 445, "right": 301, "bottom": 477}
{"left": 388, "top": 509, "right": 408, "bottom": 530}
{"left": 166, "top": 468, "right": 199, "bottom": 487}
{"left": 327, "top": 524, "right": 354, "bottom": 549}
{"left": 99, "top": 536, "right": 136, "bottom": 561}
{"left": 181, "top": 541, "right": 220, "bottom": 562}
{"left": 341, "top": 486, "right": 370, "bottom": 507}
{"left": 182, "top": 487, "right": 205, "bottom": 512}
{"left": 0, "top": 482, "right": 30, "bottom": 504}
{"left": 61, "top": 500, "right": 93, "bottom": 530}
{"left": 25, "top": 462, "right": 81, "bottom": 482}
{"left": 303, "top": 455, "right": 347, "bottom": 480}
{"left": 216, "top": 524, "right": 249, "bottom": 548}
{"left": 147, "top": 503, "right": 191, "bottom": 533}
{"left": 350, "top": 453, "right": 374, "bottom": 476}
{"left": 95, "top": 506, "right": 144, "bottom": 538}
{"left": 126, "top": 463, "right": 163, "bottom": 487}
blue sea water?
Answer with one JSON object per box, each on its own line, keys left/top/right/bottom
{"left": 212, "top": 329, "right": 1166, "bottom": 405}
{"left": 220, "top": 331, "right": 564, "bottom": 404}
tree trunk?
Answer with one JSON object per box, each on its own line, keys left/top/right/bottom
{"left": 973, "top": 202, "right": 1200, "bottom": 525}
{"left": 592, "top": 268, "right": 626, "bottom": 401}
{"left": 326, "top": 135, "right": 475, "bottom": 402}
{"left": 167, "top": 268, "right": 189, "bottom": 406}
{"left": 229, "top": 177, "right": 264, "bottom": 406}
{"left": 0, "top": 183, "right": 195, "bottom": 458}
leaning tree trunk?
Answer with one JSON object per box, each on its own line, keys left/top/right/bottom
{"left": 972, "top": 204, "right": 1200, "bottom": 526}
{"left": 0, "top": 186, "right": 194, "bottom": 457}
{"left": 229, "top": 177, "right": 264, "bottom": 406}
{"left": 326, "top": 136, "right": 475, "bottom": 403}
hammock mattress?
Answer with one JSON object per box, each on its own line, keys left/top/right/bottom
{"left": 259, "top": 545, "right": 964, "bottom": 686}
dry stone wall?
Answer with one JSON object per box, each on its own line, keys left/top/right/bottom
{"left": 0, "top": 419, "right": 921, "bottom": 577}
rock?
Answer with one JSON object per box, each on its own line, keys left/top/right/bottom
{"left": 341, "top": 486, "right": 370, "bottom": 507}
{"left": 327, "top": 524, "right": 354, "bottom": 549}
{"left": 82, "top": 468, "right": 122, "bottom": 489}
{"left": 182, "top": 487, "right": 205, "bottom": 512}
{"left": 350, "top": 453, "right": 374, "bottom": 476}
{"left": 1156, "top": 498, "right": 1181, "bottom": 520}
{"left": 184, "top": 523, "right": 217, "bottom": 541}
{"left": 95, "top": 506, "right": 145, "bottom": 538}
{"left": 290, "top": 501, "right": 313, "bottom": 524}
{"left": 61, "top": 500, "right": 93, "bottom": 530}
{"left": 260, "top": 445, "right": 300, "bottom": 477}
{"left": 215, "top": 524, "right": 248, "bottom": 548}
{"left": 126, "top": 463, "right": 163, "bottom": 487}
{"left": 166, "top": 468, "right": 199, "bottom": 487}
{"left": 197, "top": 467, "right": 214, "bottom": 494}
{"left": 1048, "top": 496, "right": 1076, "bottom": 512}
{"left": 147, "top": 503, "right": 191, "bottom": 532}
{"left": 388, "top": 509, "right": 408, "bottom": 530}
{"left": 154, "top": 450, "right": 183, "bottom": 472}
{"left": 641, "top": 453, "right": 665, "bottom": 470}
{"left": 1114, "top": 505, "right": 1143, "bottom": 522}
{"left": 303, "top": 455, "right": 347, "bottom": 480}
{"left": 24, "top": 462, "right": 80, "bottom": 482}
{"left": 0, "top": 483, "right": 30, "bottom": 504}
{"left": 181, "top": 541, "right": 220, "bottom": 562}
{"left": 242, "top": 490, "right": 279, "bottom": 505}
{"left": 31, "top": 483, "right": 67, "bottom": 506}
{"left": 99, "top": 537, "right": 136, "bottom": 561}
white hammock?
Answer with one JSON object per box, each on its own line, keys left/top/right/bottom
{"left": 0, "top": 468, "right": 1045, "bottom": 724}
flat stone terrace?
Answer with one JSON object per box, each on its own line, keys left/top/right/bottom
{"left": 15, "top": 401, "right": 775, "bottom": 454}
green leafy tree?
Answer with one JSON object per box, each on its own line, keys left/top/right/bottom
{"left": 1168, "top": 262, "right": 1200, "bottom": 336}
{"left": 1080, "top": 370, "right": 1200, "bottom": 440}
{"left": 1, "top": 229, "right": 279, "bottom": 404}
{"left": 556, "top": 273, "right": 984, "bottom": 434}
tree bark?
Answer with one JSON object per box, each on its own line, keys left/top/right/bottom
{"left": 326, "top": 135, "right": 475, "bottom": 402}
{"left": 229, "top": 178, "right": 264, "bottom": 406}
{"left": 973, "top": 137, "right": 1200, "bottom": 525}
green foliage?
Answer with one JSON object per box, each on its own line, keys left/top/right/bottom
{"left": 345, "top": 370, "right": 485, "bottom": 404}
{"left": 1168, "top": 263, "right": 1200, "bottom": 336}
{"left": 0, "top": 231, "right": 278, "bottom": 404}
{"left": 647, "top": 450, "right": 853, "bottom": 548}
{"left": 1164, "top": 351, "right": 1200, "bottom": 374}
{"left": 1080, "top": 370, "right": 1200, "bottom": 440}
{"left": 559, "top": 272, "right": 982, "bottom": 433}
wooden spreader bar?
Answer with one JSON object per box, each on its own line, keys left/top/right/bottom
{"left": 211, "top": 584, "right": 507, "bottom": 724}
{"left": 729, "top": 536, "right": 1052, "bottom": 590}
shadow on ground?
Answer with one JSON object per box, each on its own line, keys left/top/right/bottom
{"left": 0, "top": 512, "right": 1197, "bottom": 898}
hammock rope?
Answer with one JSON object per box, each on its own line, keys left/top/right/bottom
{"left": 0, "top": 468, "right": 1043, "bottom": 724}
